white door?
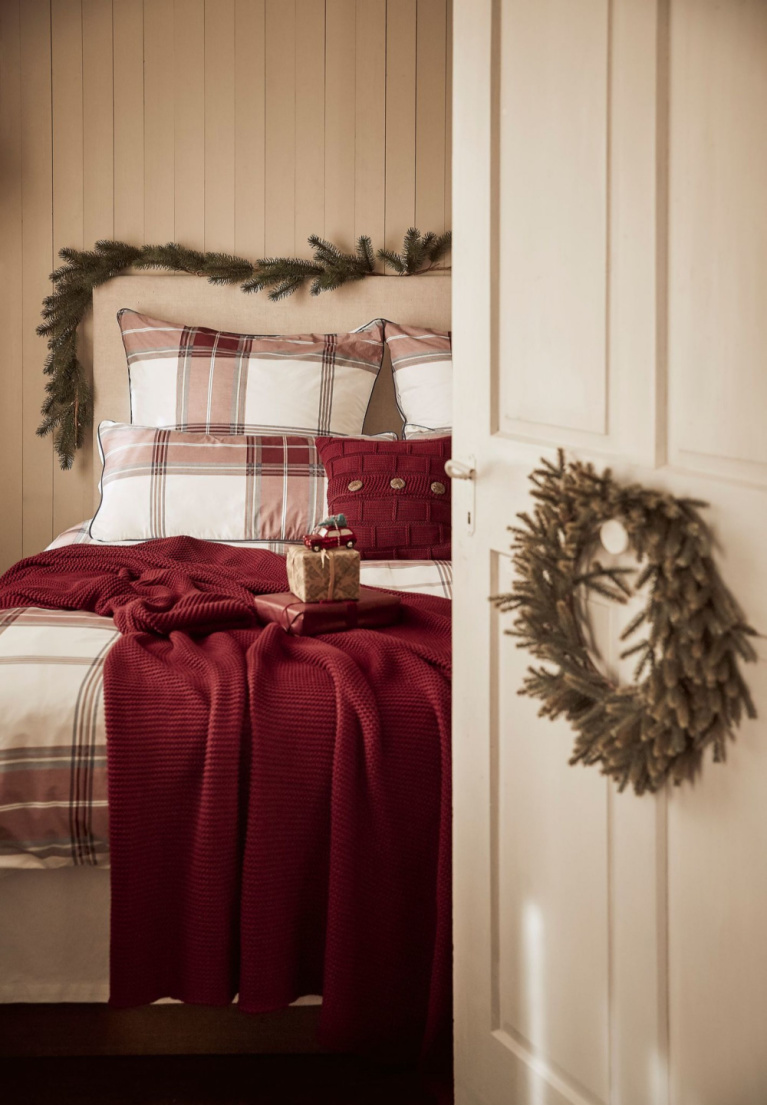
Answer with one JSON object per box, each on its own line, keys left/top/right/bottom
{"left": 451, "top": 2, "right": 767, "bottom": 1103}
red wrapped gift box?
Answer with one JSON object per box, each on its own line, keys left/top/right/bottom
{"left": 253, "top": 586, "right": 401, "bottom": 636}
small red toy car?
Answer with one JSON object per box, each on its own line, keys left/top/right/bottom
{"left": 304, "top": 514, "right": 357, "bottom": 553}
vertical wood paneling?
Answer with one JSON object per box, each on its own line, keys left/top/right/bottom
{"left": 19, "top": 0, "right": 53, "bottom": 556}
{"left": 444, "top": 0, "right": 452, "bottom": 229}
{"left": 325, "top": 0, "right": 356, "bottom": 246}
{"left": 0, "top": 0, "right": 450, "bottom": 571}
{"left": 80, "top": 0, "right": 114, "bottom": 529}
{"left": 234, "top": 0, "right": 266, "bottom": 258}
{"left": 173, "top": 0, "right": 205, "bottom": 249}
{"left": 82, "top": 0, "right": 114, "bottom": 243}
{"left": 354, "top": 0, "right": 386, "bottom": 251}
{"left": 264, "top": 0, "right": 296, "bottom": 256}
{"left": 0, "top": 0, "right": 24, "bottom": 570}
{"left": 415, "top": 0, "right": 446, "bottom": 231}
{"left": 385, "top": 0, "right": 417, "bottom": 249}
{"left": 144, "top": 0, "right": 175, "bottom": 243}
{"left": 204, "top": 0, "right": 236, "bottom": 251}
{"left": 294, "top": 0, "right": 325, "bottom": 254}
{"left": 51, "top": 0, "right": 86, "bottom": 537}
{"left": 113, "top": 0, "right": 144, "bottom": 242}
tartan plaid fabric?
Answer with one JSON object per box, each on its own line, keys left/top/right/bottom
{"left": 0, "top": 607, "right": 117, "bottom": 868}
{"left": 384, "top": 321, "right": 453, "bottom": 431}
{"left": 119, "top": 309, "right": 385, "bottom": 436}
{"left": 91, "top": 423, "right": 327, "bottom": 544}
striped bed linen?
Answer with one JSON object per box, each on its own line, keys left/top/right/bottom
{"left": 0, "top": 523, "right": 451, "bottom": 870}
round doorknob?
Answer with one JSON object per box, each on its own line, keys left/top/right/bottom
{"left": 445, "top": 458, "right": 475, "bottom": 480}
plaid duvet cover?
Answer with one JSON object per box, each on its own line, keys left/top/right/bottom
{"left": 0, "top": 523, "right": 452, "bottom": 869}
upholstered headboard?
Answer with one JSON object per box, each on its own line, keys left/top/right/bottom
{"left": 92, "top": 271, "right": 451, "bottom": 502}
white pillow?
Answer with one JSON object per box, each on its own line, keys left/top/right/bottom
{"left": 403, "top": 424, "right": 452, "bottom": 439}
{"left": 118, "top": 309, "right": 385, "bottom": 436}
{"left": 384, "top": 322, "right": 452, "bottom": 430}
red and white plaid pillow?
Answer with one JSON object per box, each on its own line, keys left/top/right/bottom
{"left": 118, "top": 309, "right": 385, "bottom": 436}
{"left": 384, "top": 322, "right": 452, "bottom": 431}
{"left": 91, "top": 423, "right": 327, "bottom": 544}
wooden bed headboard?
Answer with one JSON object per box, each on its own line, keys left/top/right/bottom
{"left": 91, "top": 271, "right": 451, "bottom": 507}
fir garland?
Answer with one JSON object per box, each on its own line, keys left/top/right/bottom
{"left": 37, "top": 229, "right": 451, "bottom": 469}
{"left": 493, "top": 451, "right": 758, "bottom": 795}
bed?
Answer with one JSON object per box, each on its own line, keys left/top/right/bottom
{"left": 0, "top": 271, "right": 451, "bottom": 1058}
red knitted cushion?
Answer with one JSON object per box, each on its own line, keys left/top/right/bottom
{"left": 315, "top": 436, "right": 451, "bottom": 560}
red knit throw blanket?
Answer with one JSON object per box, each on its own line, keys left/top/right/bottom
{"left": 0, "top": 538, "right": 451, "bottom": 1060}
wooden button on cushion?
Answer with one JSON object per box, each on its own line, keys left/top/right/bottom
{"left": 430, "top": 481, "right": 446, "bottom": 494}
{"left": 390, "top": 477, "right": 406, "bottom": 490}
{"left": 347, "top": 479, "right": 363, "bottom": 492}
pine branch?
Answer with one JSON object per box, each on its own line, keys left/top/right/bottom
{"left": 377, "top": 227, "right": 453, "bottom": 275}
{"left": 37, "top": 229, "right": 451, "bottom": 464}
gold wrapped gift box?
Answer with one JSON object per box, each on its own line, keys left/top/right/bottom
{"left": 286, "top": 545, "right": 361, "bottom": 603}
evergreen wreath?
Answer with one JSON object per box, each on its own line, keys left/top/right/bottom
{"left": 37, "top": 229, "right": 451, "bottom": 469}
{"left": 492, "top": 451, "right": 758, "bottom": 795}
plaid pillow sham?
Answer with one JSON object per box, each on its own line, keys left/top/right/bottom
{"left": 118, "top": 309, "right": 385, "bottom": 436}
{"left": 384, "top": 322, "right": 452, "bottom": 431}
{"left": 90, "top": 423, "right": 327, "bottom": 544}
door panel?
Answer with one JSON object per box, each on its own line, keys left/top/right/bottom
{"left": 498, "top": 0, "right": 609, "bottom": 437}
{"left": 667, "top": 0, "right": 767, "bottom": 481}
{"left": 452, "top": 1, "right": 767, "bottom": 1103}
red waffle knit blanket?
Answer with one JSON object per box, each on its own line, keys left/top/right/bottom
{"left": 0, "top": 538, "right": 451, "bottom": 1060}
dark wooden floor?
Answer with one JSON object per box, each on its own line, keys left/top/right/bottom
{"left": 2, "top": 1053, "right": 449, "bottom": 1105}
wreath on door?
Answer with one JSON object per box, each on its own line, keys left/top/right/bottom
{"left": 492, "top": 451, "right": 758, "bottom": 795}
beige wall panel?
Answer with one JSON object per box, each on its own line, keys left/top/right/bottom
{"left": 52, "top": 0, "right": 89, "bottom": 537}
{"left": 0, "top": 0, "right": 450, "bottom": 570}
{"left": 294, "top": 0, "right": 325, "bottom": 253}
{"left": 415, "top": 0, "right": 446, "bottom": 233}
{"left": 354, "top": 0, "right": 385, "bottom": 252}
{"left": 80, "top": 0, "right": 114, "bottom": 532}
{"left": 113, "top": 0, "right": 144, "bottom": 243}
{"left": 667, "top": 0, "right": 767, "bottom": 484}
{"left": 264, "top": 0, "right": 296, "bottom": 256}
{"left": 234, "top": 0, "right": 266, "bottom": 259}
{"left": 20, "top": 0, "right": 53, "bottom": 557}
{"left": 82, "top": 0, "right": 114, "bottom": 243}
{"left": 324, "top": 0, "right": 356, "bottom": 248}
{"left": 174, "top": 0, "right": 205, "bottom": 250}
{"left": 385, "top": 0, "right": 417, "bottom": 250}
{"left": 144, "top": 0, "right": 176, "bottom": 244}
{"left": 444, "top": 0, "right": 452, "bottom": 231}
{"left": 204, "top": 0, "right": 236, "bottom": 252}
{"left": 0, "top": 0, "right": 24, "bottom": 570}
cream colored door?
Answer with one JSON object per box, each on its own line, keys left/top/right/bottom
{"left": 451, "top": 1, "right": 767, "bottom": 1103}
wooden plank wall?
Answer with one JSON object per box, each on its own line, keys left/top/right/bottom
{"left": 0, "top": 0, "right": 452, "bottom": 571}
